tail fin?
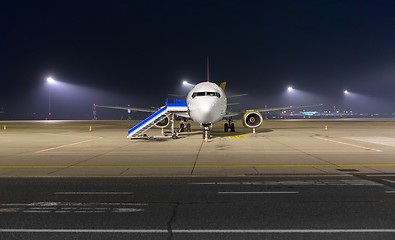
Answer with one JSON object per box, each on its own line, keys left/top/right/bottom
{"left": 219, "top": 82, "right": 227, "bottom": 90}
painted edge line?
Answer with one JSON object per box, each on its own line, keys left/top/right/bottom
{"left": 35, "top": 137, "right": 103, "bottom": 153}
{"left": 0, "top": 229, "right": 395, "bottom": 233}
{"left": 218, "top": 192, "right": 299, "bottom": 194}
{"left": 54, "top": 192, "right": 133, "bottom": 195}
{"left": 1, "top": 163, "right": 395, "bottom": 169}
{"left": 314, "top": 136, "right": 382, "bottom": 152}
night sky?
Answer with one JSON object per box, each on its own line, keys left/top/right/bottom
{"left": 1, "top": 0, "right": 395, "bottom": 119}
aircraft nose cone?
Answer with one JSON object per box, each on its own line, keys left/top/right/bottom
{"left": 200, "top": 102, "right": 212, "bottom": 114}
{"left": 197, "top": 101, "right": 217, "bottom": 123}
{"left": 189, "top": 100, "right": 215, "bottom": 123}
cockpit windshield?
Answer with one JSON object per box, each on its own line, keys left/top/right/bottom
{"left": 192, "top": 92, "right": 221, "bottom": 98}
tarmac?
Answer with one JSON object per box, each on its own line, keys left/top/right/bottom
{"left": 1, "top": 119, "right": 395, "bottom": 177}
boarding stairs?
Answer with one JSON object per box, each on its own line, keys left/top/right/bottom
{"left": 127, "top": 99, "right": 188, "bottom": 139}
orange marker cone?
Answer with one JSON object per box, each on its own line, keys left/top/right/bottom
{"left": 3, "top": 125, "right": 6, "bottom": 130}
{"left": 252, "top": 128, "right": 256, "bottom": 134}
{"left": 324, "top": 125, "right": 328, "bottom": 131}
{"left": 89, "top": 125, "right": 92, "bottom": 132}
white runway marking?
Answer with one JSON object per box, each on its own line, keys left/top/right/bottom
{"left": 0, "top": 202, "right": 147, "bottom": 206}
{"left": 382, "top": 179, "right": 395, "bottom": 184}
{"left": 346, "top": 137, "right": 395, "bottom": 148}
{"left": 314, "top": 136, "right": 382, "bottom": 152}
{"left": 35, "top": 137, "right": 103, "bottom": 153}
{"left": 23, "top": 210, "right": 51, "bottom": 213}
{"left": 367, "top": 174, "right": 395, "bottom": 177}
{"left": 385, "top": 191, "right": 395, "bottom": 194}
{"left": 1, "top": 229, "right": 395, "bottom": 233}
{"left": 218, "top": 191, "right": 299, "bottom": 194}
{"left": 0, "top": 202, "right": 146, "bottom": 213}
{"left": 192, "top": 180, "right": 381, "bottom": 186}
{"left": 54, "top": 192, "right": 133, "bottom": 195}
{"left": 0, "top": 208, "right": 19, "bottom": 212}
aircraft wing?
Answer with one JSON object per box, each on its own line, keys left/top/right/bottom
{"left": 223, "top": 104, "right": 322, "bottom": 118}
{"left": 94, "top": 105, "right": 156, "bottom": 113}
{"left": 174, "top": 112, "right": 191, "bottom": 118}
{"left": 256, "top": 104, "right": 323, "bottom": 112}
{"left": 168, "top": 94, "right": 186, "bottom": 98}
{"left": 224, "top": 111, "right": 243, "bottom": 118}
{"left": 227, "top": 93, "right": 248, "bottom": 98}
{"left": 95, "top": 104, "right": 191, "bottom": 118}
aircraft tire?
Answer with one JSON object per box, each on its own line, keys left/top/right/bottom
{"left": 230, "top": 123, "right": 235, "bottom": 132}
{"left": 224, "top": 123, "right": 229, "bottom": 132}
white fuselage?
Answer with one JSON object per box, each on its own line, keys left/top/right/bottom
{"left": 186, "top": 82, "right": 227, "bottom": 125}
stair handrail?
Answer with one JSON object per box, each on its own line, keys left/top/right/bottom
{"left": 127, "top": 106, "right": 168, "bottom": 136}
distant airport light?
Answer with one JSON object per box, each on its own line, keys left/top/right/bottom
{"left": 287, "top": 86, "right": 293, "bottom": 92}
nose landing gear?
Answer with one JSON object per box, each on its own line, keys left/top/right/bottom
{"left": 202, "top": 123, "right": 211, "bottom": 141}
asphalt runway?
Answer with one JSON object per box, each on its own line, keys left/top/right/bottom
{"left": 1, "top": 119, "right": 395, "bottom": 176}
{"left": 0, "top": 176, "right": 394, "bottom": 240}
{"left": 1, "top": 119, "right": 395, "bottom": 239}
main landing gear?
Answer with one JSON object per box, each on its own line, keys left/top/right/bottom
{"left": 179, "top": 122, "right": 191, "bottom": 132}
{"left": 224, "top": 118, "right": 235, "bottom": 132}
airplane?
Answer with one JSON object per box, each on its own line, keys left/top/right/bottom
{"left": 96, "top": 58, "right": 321, "bottom": 140}
{"left": 96, "top": 79, "right": 321, "bottom": 140}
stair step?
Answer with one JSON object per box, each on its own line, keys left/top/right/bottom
{"left": 127, "top": 102, "right": 188, "bottom": 139}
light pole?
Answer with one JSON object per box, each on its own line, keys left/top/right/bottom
{"left": 46, "top": 77, "right": 55, "bottom": 119}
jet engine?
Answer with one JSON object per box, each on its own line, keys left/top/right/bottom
{"left": 155, "top": 116, "right": 170, "bottom": 128}
{"left": 243, "top": 110, "right": 263, "bottom": 128}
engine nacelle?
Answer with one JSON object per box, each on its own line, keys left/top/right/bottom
{"left": 243, "top": 110, "right": 263, "bottom": 128}
{"left": 155, "top": 116, "right": 170, "bottom": 128}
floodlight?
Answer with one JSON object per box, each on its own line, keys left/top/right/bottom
{"left": 47, "top": 77, "right": 55, "bottom": 84}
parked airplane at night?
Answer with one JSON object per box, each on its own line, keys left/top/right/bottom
{"left": 96, "top": 79, "right": 320, "bottom": 140}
